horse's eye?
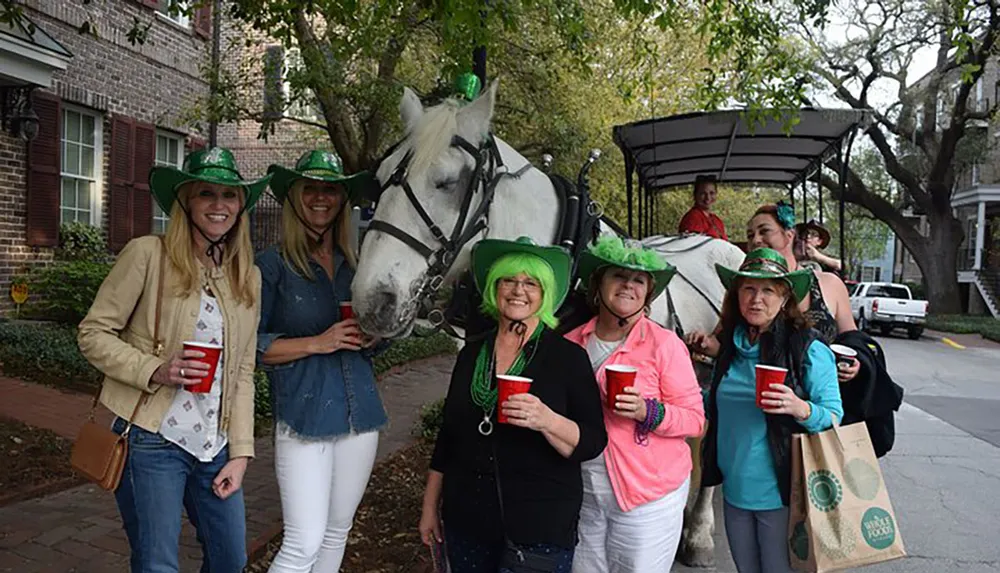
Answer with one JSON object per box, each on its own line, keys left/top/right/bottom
{"left": 435, "top": 179, "right": 457, "bottom": 191}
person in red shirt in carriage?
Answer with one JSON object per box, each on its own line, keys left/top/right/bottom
{"left": 678, "top": 174, "right": 728, "bottom": 241}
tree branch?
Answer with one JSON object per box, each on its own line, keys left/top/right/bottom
{"left": 293, "top": 9, "right": 362, "bottom": 171}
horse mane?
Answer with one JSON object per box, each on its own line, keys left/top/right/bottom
{"left": 407, "top": 98, "right": 462, "bottom": 178}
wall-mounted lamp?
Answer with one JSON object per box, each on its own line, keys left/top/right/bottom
{"left": 1, "top": 86, "right": 40, "bottom": 142}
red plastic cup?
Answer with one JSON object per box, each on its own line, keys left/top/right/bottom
{"left": 183, "top": 341, "right": 223, "bottom": 393}
{"left": 339, "top": 301, "right": 354, "bottom": 320}
{"left": 755, "top": 365, "right": 788, "bottom": 408}
{"left": 605, "top": 365, "right": 638, "bottom": 410}
{"left": 496, "top": 375, "right": 533, "bottom": 424}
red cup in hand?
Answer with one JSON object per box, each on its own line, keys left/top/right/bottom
{"left": 339, "top": 301, "right": 354, "bottom": 321}
{"left": 497, "top": 375, "right": 533, "bottom": 424}
{"left": 605, "top": 365, "right": 637, "bottom": 410}
{"left": 183, "top": 341, "right": 223, "bottom": 393}
{"left": 755, "top": 365, "right": 788, "bottom": 408}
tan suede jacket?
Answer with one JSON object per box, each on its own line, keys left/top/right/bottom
{"left": 78, "top": 235, "right": 261, "bottom": 458}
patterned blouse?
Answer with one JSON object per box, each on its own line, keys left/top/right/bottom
{"left": 161, "top": 289, "right": 227, "bottom": 462}
{"left": 805, "top": 278, "right": 839, "bottom": 345}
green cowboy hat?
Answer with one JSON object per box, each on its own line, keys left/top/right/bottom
{"left": 267, "top": 150, "right": 368, "bottom": 204}
{"left": 149, "top": 147, "right": 269, "bottom": 214}
{"left": 715, "top": 247, "right": 814, "bottom": 302}
{"left": 576, "top": 235, "right": 677, "bottom": 301}
{"left": 471, "top": 236, "right": 572, "bottom": 308}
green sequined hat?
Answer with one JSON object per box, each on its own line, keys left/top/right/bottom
{"left": 149, "top": 147, "right": 270, "bottom": 213}
{"left": 715, "top": 247, "right": 814, "bottom": 301}
{"left": 471, "top": 236, "right": 572, "bottom": 308}
{"left": 452, "top": 72, "right": 482, "bottom": 102}
{"left": 576, "top": 236, "right": 677, "bottom": 301}
{"left": 267, "top": 150, "right": 368, "bottom": 204}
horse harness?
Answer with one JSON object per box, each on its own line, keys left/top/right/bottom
{"left": 364, "top": 133, "right": 530, "bottom": 330}
{"left": 642, "top": 234, "right": 724, "bottom": 341}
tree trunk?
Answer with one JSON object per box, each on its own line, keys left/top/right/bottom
{"left": 912, "top": 211, "right": 964, "bottom": 313}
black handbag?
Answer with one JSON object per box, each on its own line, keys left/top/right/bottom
{"left": 492, "top": 441, "right": 560, "bottom": 573}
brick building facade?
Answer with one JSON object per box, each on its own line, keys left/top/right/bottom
{"left": 0, "top": 0, "right": 335, "bottom": 315}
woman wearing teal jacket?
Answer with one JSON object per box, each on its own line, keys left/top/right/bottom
{"left": 701, "top": 248, "right": 843, "bottom": 573}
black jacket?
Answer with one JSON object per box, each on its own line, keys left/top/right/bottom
{"left": 430, "top": 327, "right": 607, "bottom": 548}
{"left": 702, "top": 320, "right": 819, "bottom": 506}
{"left": 834, "top": 330, "right": 904, "bottom": 458}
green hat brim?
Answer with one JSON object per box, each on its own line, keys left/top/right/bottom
{"left": 715, "top": 264, "right": 813, "bottom": 302}
{"left": 576, "top": 251, "right": 676, "bottom": 301}
{"left": 149, "top": 166, "right": 270, "bottom": 214}
{"left": 471, "top": 239, "right": 572, "bottom": 308}
{"left": 267, "top": 164, "right": 367, "bottom": 205}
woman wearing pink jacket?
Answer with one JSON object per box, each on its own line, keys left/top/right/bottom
{"left": 565, "top": 237, "right": 706, "bottom": 572}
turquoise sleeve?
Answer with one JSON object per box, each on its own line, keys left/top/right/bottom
{"left": 800, "top": 341, "right": 844, "bottom": 433}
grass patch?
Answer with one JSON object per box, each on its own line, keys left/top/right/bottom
{"left": 373, "top": 332, "right": 457, "bottom": 376}
{"left": 925, "top": 314, "right": 1000, "bottom": 342}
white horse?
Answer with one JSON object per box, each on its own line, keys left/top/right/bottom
{"left": 352, "top": 81, "right": 744, "bottom": 567}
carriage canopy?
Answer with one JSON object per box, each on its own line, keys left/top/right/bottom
{"left": 612, "top": 108, "right": 872, "bottom": 266}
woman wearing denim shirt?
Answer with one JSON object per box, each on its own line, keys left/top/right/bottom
{"left": 256, "top": 150, "right": 388, "bottom": 573}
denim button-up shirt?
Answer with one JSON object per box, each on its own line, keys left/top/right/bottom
{"left": 256, "top": 246, "right": 388, "bottom": 438}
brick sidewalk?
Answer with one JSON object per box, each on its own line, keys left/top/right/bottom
{"left": 0, "top": 354, "right": 456, "bottom": 573}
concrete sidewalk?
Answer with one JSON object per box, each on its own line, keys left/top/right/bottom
{"left": 0, "top": 354, "right": 456, "bottom": 572}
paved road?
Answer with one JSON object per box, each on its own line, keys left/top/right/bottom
{"left": 674, "top": 332, "right": 1000, "bottom": 572}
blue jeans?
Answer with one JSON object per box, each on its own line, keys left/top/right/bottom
{"left": 444, "top": 527, "right": 574, "bottom": 573}
{"left": 112, "top": 418, "right": 247, "bottom": 573}
{"left": 723, "top": 501, "right": 793, "bottom": 573}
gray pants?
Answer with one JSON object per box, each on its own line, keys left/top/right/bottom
{"left": 723, "top": 501, "right": 794, "bottom": 573}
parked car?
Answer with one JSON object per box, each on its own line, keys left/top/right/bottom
{"left": 850, "top": 282, "right": 928, "bottom": 339}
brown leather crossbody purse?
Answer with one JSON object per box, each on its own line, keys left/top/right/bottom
{"left": 70, "top": 240, "right": 167, "bottom": 491}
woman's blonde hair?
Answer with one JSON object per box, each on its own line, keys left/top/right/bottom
{"left": 279, "top": 179, "right": 357, "bottom": 279}
{"left": 163, "top": 183, "right": 257, "bottom": 307}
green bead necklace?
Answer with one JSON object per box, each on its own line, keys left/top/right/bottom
{"left": 470, "top": 323, "right": 543, "bottom": 435}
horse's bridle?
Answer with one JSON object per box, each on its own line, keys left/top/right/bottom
{"left": 365, "top": 132, "right": 528, "bottom": 326}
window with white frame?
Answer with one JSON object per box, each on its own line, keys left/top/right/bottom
{"left": 157, "top": 0, "right": 190, "bottom": 28}
{"left": 153, "top": 132, "right": 184, "bottom": 235}
{"left": 283, "top": 47, "right": 321, "bottom": 122}
{"left": 61, "top": 108, "right": 102, "bottom": 225}
{"left": 860, "top": 265, "right": 882, "bottom": 282}
{"left": 913, "top": 104, "right": 923, "bottom": 143}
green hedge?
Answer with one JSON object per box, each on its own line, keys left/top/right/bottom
{"left": 0, "top": 320, "right": 102, "bottom": 392}
{"left": 925, "top": 314, "right": 1000, "bottom": 343}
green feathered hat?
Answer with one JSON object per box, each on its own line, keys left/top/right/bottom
{"left": 715, "top": 247, "right": 814, "bottom": 302}
{"left": 576, "top": 235, "right": 677, "bottom": 301}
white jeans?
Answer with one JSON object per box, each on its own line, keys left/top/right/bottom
{"left": 572, "top": 457, "right": 689, "bottom": 573}
{"left": 268, "top": 428, "right": 379, "bottom": 573}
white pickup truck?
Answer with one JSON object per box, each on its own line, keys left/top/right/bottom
{"left": 850, "top": 282, "right": 928, "bottom": 340}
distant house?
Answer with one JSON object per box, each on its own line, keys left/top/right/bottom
{"left": 897, "top": 53, "right": 1000, "bottom": 317}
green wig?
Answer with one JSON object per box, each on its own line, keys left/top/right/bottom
{"left": 480, "top": 252, "right": 560, "bottom": 329}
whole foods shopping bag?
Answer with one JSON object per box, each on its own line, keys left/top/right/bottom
{"left": 788, "top": 422, "right": 906, "bottom": 572}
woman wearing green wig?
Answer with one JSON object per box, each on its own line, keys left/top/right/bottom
{"left": 418, "top": 237, "right": 607, "bottom": 572}
{"left": 565, "top": 236, "right": 705, "bottom": 572}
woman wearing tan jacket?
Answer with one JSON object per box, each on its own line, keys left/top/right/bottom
{"left": 78, "top": 148, "right": 266, "bottom": 573}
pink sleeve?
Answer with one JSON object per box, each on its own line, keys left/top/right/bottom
{"left": 653, "top": 333, "right": 706, "bottom": 438}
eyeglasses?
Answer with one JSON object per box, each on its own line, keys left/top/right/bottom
{"left": 497, "top": 278, "right": 541, "bottom": 292}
